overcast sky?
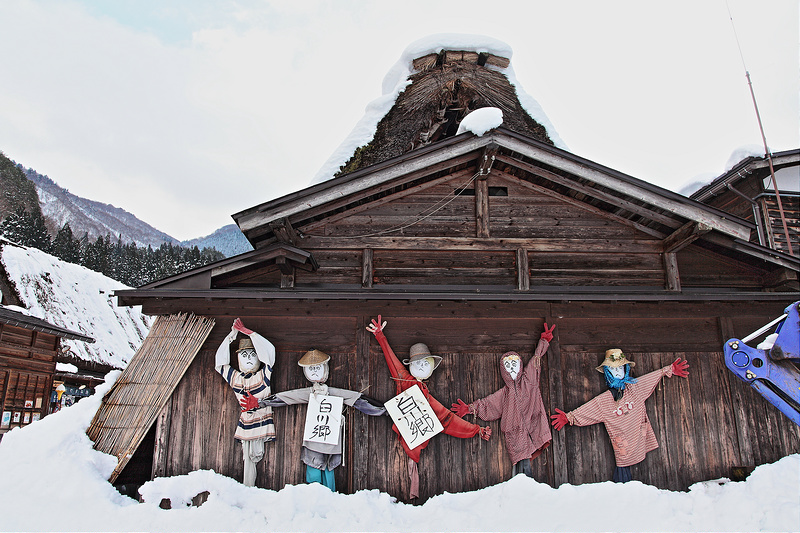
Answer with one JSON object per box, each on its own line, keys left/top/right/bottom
{"left": 1, "top": 0, "right": 797, "bottom": 241}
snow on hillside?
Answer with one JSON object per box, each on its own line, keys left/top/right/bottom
{"left": 311, "top": 33, "right": 566, "bottom": 185}
{"left": 0, "top": 369, "right": 796, "bottom": 532}
{"left": 0, "top": 242, "right": 151, "bottom": 369}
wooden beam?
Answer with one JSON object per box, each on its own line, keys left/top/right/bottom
{"left": 275, "top": 256, "right": 294, "bottom": 276}
{"left": 475, "top": 178, "right": 489, "bottom": 238}
{"left": 268, "top": 217, "right": 299, "bottom": 245}
{"left": 663, "top": 252, "right": 681, "bottom": 291}
{"left": 762, "top": 267, "right": 798, "bottom": 288}
{"left": 362, "top": 248, "right": 374, "bottom": 289}
{"left": 280, "top": 271, "right": 295, "bottom": 289}
{"left": 662, "top": 221, "right": 712, "bottom": 253}
{"left": 478, "top": 143, "right": 499, "bottom": 176}
{"left": 516, "top": 248, "right": 530, "bottom": 291}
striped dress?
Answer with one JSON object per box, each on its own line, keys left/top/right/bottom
{"left": 217, "top": 364, "right": 276, "bottom": 442}
{"left": 566, "top": 365, "right": 674, "bottom": 467}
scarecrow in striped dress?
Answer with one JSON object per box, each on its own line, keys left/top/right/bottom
{"left": 367, "top": 315, "right": 491, "bottom": 499}
{"left": 451, "top": 323, "right": 555, "bottom": 478}
{"left": 214, "top": 318, "right": 276, "bottom": 487}
{"left": 550, "top": 349, "right": 689, "bottom": 482}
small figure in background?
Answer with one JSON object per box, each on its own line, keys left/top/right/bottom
{"left": 214, "top": 318, "right": 276, "bottom": 487}
{"left": 551, "top": 349, "right": 689, "bottom": 482}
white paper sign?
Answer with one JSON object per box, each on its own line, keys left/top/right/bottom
{"left": 384, "top": 384, "right": 444, "bottom": 448}
{"left": 302, "top": 394, "right": 343, "bottom": 445}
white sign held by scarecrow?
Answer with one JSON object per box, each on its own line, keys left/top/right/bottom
{"left": 303, "top": 394, "right": 344, "bottom": 445}
{"left": 385, "top": 384, "right": 443, "bottom": 448}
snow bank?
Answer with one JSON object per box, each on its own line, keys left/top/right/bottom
{"left": 311, "top": 33, "right": 566, "bottom": 185}
{"left": 0, "top": 372, "right": 797, "bottom": 532}
{"left": 1, "top": 243, "right": 151, "bottom": 369}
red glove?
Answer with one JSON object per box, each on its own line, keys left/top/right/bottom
{"left": 240, "top": 392, "right": 259, "bottom": 411}
{"left": 366, "top": 314, "right": 386, "bottom": 335}
{"left": 233, "top": 318, "right": 254, "bottom": 336}
{"left": 550, "top": 408, "right": 569, "bottom": 430}
{"left": 479, "top": 426, "right": 492, "bottom": 441}
{"left": 541, "top": 322, "right": 556, "bottom": 342}
{"left": 451, "top": 399, "right": 470, "bottom": 417}
{"left": 671, "top": 358, "right": 689, "bottom": 378}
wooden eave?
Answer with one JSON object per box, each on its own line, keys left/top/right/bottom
{"left": 0, "top": 306, "right": 95, "bottom": 343}
{"left": 234, "top": 128, "right": 754, "bottom": 250}
{"left": 136, "top": 242, "right": 318, "bottom": 290}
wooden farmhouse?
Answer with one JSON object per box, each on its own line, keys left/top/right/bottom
{"left": 106, "top": 46, "right": 800, "bottom": 502}
{"left": 0, "top": 304, "right": 94, "bottom": 438}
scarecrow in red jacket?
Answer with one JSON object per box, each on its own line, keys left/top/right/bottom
{"left": 451, "top": 323, "right": 555, "bottom": 478}
{"left": 214, "top": 318, "right": 276, "bottom": 487}
{"left": 367, "top": 315, "right": 491, "bottom": 499}
{"left": 550, "top": 349, "right": 689, "bottom": 482}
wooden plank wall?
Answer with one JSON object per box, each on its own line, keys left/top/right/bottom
{"left": 140, "top": 299, "right": 800, "bottom": 502}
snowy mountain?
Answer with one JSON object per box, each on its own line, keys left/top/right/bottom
{"left": 0, "top": 239, "right": 151, "bottom": 369}
{"left": 179, "top": 224, "right": 252, "bottom": 257}
{"left": 25, "top": 167, "right": 180, "bottom": 248}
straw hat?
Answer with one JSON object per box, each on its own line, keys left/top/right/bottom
{"left": 298, "top": 349, "right": 331, "bottom": 367}
{"left": 595, "top": 348, "right": 635, "bottom": 373}
{"left": 236, "top": 338, "right": 255, "bottom": 352}
{"left": 403, "top": 343, "right": 442, "bottom": 369}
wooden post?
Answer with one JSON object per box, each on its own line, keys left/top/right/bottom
{"left": 151, "top": 400, "right": 173, "bottom": 480}
{"left": 546, "top": 307, "right": 568, "bottom": 487}
{"left": 663, "top": 252, "right": 681, "bottom": 291}
{"left": 362, "top": 248, "right": 374, "bottom": 288}
{"left": 280, "top": 271, "right": 295, "bottom": 289}
{"left": 476, "top": 178, "right": 489, "bottom": 238}
{"left": 516, "top": 248, "right": 530, "bottom": 291}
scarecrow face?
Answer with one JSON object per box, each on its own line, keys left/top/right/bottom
{"left": 237, "top": 348, "right": 260, "bottom": 372}
{"left": 409, "top": 357, "right": 435, "bottom": 380}
{"left": 608, "top": 365, "right": 626, "bottom": 379}
{"left": 502, "top": 355, "right": 521, "bottom": 380}
{"left": 303, "top": 363, "right": 328, "bottom": 383}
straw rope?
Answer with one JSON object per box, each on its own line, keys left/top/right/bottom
{"left": 86, "top": 313, "right": 215, "bottom": 482}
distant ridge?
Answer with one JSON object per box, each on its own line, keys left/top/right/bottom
{"left": 180, "top": 224, "right": 252, "bottom": 257}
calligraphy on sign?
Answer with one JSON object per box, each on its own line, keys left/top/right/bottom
{"left": 302, "top": 394, "right": 344, "bottom": 445}
{"left": 384, "top": 384, "right": 443, "bottom": 448}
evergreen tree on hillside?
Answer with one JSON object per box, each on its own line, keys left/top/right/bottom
{"left": 51, "top": 223, "right": 81, "bottom": 263}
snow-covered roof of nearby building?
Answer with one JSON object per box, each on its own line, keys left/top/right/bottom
{"left": 0, "top": 242, "right": 151, "bottom": 369}
{"left": 311, "top": 33, "right": 566, "bottom": 185}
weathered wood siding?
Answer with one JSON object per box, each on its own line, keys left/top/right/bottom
{"left": 138, "top": 299, "right": 799, "bottom": 502}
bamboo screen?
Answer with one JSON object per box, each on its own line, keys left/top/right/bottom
{"left": 86, "top": 313, "right": 215, "bottom": 483}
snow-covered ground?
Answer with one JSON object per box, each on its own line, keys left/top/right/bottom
{"left": 0, "top": 371, "right": 796, "bottom": 532}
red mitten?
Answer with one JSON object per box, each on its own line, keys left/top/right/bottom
{"left": 451, "top": 399, "right": 470, "bottom": 417}
{"left": 240, "top": 392, "right": 259, "bottom": 411}
{"left": 479, "top": 426, "right": 492, "bottom": 441}
{"left": 550, "top": 408, "right": 569, "bottom": 430}
{"left": 233, "top": 318, "right": 254, "bottom": 336}
{"left": 541, "top": 322, "right": 556, "bottom": 342}
{"left": 671, "top": 358, "right": 690, "bottom": 378}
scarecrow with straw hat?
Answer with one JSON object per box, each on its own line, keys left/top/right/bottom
{"left": 214, "top": 318, "right": 276, "bottom": 487}
{"left": 451, "top": 322, "right": 556, "bottom": 479}
{"left": 550, "top": 349, "right": 689, "bottom": 482}
{"left": 367, "top": 315, "right": 491, "bottom": 499}
{"left": 240, "top": 348, "right": 385, "bottom": 491}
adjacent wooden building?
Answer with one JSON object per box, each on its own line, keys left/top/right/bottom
{"left": 109, "top": 47, "right": 799, "bottom": 501}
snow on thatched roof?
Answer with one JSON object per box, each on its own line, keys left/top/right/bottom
{"left": 311, "top": 33, "right": 566, "bottom": 185}
{"left": 0, "top": 241, "right": 151, "bottom": 369}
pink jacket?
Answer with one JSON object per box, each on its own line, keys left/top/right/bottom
{"left": 469, "top": 338, "right": 552, "bottom": 464}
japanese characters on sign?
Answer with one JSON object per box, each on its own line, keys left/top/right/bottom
{"left": 302, "top": 394, "right": 344, "bottom": 445}
{"left": 384, "top": 384, "right": 443, "bottom": 448}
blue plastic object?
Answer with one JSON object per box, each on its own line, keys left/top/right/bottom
{"left": 724, "top": 301, "right": 800, "bottom": 427}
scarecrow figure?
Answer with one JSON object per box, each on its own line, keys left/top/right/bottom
{"left": 214, "top": 318, "right": 276, "bottom": 487}
{"left": 451, "top": 323, "right": 555, "bottom": 478}
{"left": 241, "top": 349, "right": 385, "bottom": 491}
{"left": 367, "top": 315, "right": 491, "bottom": 499}
{"left": 550, "top": 349, "right": 689, "bottom": 482}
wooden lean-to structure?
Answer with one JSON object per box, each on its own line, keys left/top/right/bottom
{"left": 104, "top": 44, "right": 799, "bottom": 501}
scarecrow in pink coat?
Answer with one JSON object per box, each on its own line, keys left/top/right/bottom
{"left": 550, "top": 349, "right": 689, "bottom": 482}
{"left": 451, "top": 323, "right": 555, "bottom": 478}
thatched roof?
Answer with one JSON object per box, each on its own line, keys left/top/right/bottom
{"left": 335, "top": 50, "right": 554, "bottom": 177}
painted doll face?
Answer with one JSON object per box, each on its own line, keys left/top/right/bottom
{"left": 303, "top": 363, "right": 328, "bottom": 383}
{"left": 502, "top": 354, "right": 521, "bottom": 380}
{"left": 608, "top": 365, "right": 626, "bottom": 379}
{"left": 237, "top": 348, "right": 260, "bottom": 372}
{"left": 409, "top": 357, "right": 435, "bottom": 380}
